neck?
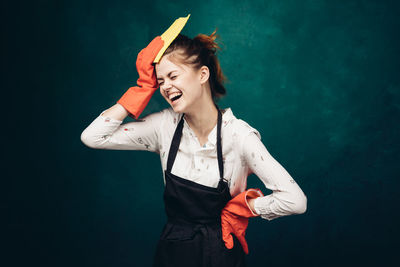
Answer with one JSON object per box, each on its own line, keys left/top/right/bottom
{"left": 184, "top": 98, "right": 219, "bottom": 137}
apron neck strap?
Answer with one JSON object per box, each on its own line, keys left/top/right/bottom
{"left": 166, "top": 106, "right": 224, "bottom": 181}
{"left": 216, "top": 107, "right": 224, "bottom": 180}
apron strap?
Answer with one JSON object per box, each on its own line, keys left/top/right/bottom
{"left": 216, "top": 107, "right": 224, "bottom": 181}
{"left": 166, "top": 113, "right": 185, "bottom": 173}
{"left": 166, "top": 107, "right": 225, "bottom": 181}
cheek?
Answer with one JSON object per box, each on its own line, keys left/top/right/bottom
{"left": 176, "top": 77, "right": 197, "bottom": 92}
{"left": 173, "top": 78, "right": 185, "bottom": 89}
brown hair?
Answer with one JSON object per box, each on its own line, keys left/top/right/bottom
{"left": 162, "top": 29, "right": 227, "bottom": 102}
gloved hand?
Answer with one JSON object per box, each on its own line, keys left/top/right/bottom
{"left": 117, "top": 36, "right": 164, "bottom": 119}
{"left": 221, "top": 188, "right": 264, "bottom": 254}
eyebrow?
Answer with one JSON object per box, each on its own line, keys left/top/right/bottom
{"left": 157, "top": 71, "right": 177, "bottom": 81}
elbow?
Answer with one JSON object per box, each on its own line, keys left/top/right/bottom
{"left": 291, "top": 193, "right": 307, "bottom": 215}
{"left": 80, "top": 130, "right": 97, "bottom": 149}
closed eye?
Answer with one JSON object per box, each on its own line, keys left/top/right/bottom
{"left": 158, "top": 76, "right": 177, "bottom": 86}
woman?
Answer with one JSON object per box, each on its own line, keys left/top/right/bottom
{"left": 81, "top": 30, "right": 307, "bottom": 267}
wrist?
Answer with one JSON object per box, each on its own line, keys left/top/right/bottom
{"left": 246, "top": 198, "right": 259, "bottom": 216}
{"left": 245, "top": 189, "right": 264, "bottom": 216}
{"left": 117, "top": 86, "right": 156, "bottom": 119}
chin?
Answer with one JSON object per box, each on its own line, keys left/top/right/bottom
{"left": 169, "top": 99, "right": 187, "bottom": 114}
{"left": 171, "top": 105, "right": 185, "bottom": 114}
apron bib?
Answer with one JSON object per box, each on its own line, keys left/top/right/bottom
{"left": 152, "top": 108, "right": 246, "bottom": 267}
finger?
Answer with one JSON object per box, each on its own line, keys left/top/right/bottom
{"left": 143, "top": 36, "right": 164, "bottom": 61}
{"left": 222, "top": 232, "right": 234, "bottom": 249}
{"left": 147, "top": 36, "right": 163, "bottom": 49}
{"left": 223, "top": 234, "right": 233, "bottom": 249}
{"left": 236, "top": 234, "right": 249, "bottom": 255}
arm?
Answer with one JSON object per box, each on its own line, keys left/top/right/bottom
{"left": 80, "top": 104, "right": 163, "bottom": 152}
{"left": 80, "top": 36, "right": 165, "bottom": 151}
{"left": 101, "top": 103, "right": 129, "bottom": 121}
{"left": 242, "top": 132, "right": 307, "bottom": 221}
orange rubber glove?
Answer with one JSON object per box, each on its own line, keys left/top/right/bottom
{"left": 117, "top": 36, "right": 164, "bottom": 119}
{"left": 221, "top": 188, "right": 264, "bottom": 254}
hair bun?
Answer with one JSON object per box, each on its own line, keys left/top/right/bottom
{"left": 194, "top": 29, "right": 221, "bottom": 55}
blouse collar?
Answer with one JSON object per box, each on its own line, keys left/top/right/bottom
{"left": 182, "top": 108, "right": 234, "bottom": 146}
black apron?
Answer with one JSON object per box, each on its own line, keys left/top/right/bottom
{"left": 152, "top": 108, "right": 246, "bottom": 267}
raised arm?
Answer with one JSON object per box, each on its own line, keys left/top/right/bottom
{"left": 81, "top": 35, "right": 166, "bottom": 151}
{"left": 242, "top": 132, "right": 307, "bottom": 221}
{"left": 101, "top": 102, "right": 129, "bottom": 121}
{"left": 80, "top": 104, "right": 164, "bottom": 153}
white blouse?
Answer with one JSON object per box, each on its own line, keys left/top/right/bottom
{"left": 80, "top": 107, "right": 307, "bottom": 220}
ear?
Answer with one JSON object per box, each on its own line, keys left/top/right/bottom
{"left": 198, "top": 65, "right": 210, "bottom": 84}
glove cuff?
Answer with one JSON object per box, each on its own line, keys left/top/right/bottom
{"left": 117, "top": 86, "right": 157, "bottom": 119}
{"left": 245, "top": 189, "right": 264, "bottom": 217}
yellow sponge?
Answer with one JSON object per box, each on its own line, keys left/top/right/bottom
{"left": 153, "top": 14, "right": 191, "bottom": 63}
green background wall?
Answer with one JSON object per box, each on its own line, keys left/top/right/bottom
{"left": 4, "top": 0, "right": 400, "bottom": 266}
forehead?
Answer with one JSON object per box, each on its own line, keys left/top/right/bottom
{"left": 155, "top": 53, "right": 193, "bottom": 77}
{"left": 155, "top": 56, "right": 181, "bottom": 75}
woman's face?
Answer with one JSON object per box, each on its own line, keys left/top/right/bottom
{"left": 155, "top": 53, "right": 204, "bottom": 113}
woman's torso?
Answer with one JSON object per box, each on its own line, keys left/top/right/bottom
{"left": 156, "top": 107, "right": 261, "bottom": 197}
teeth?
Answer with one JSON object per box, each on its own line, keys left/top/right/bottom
{"left": 169, "top": 92, "right": 182, "bottom": 100}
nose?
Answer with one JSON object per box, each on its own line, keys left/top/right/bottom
{"left": 160, "top": 81, "right": 172, "bottom": 95}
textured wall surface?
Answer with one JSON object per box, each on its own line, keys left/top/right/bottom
{"left": 4, "top": 0, "right": 400, "bottom": 266}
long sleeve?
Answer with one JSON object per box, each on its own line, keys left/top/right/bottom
{"left": 242, "top": 132, "right": 307, "bottom": 221}
{"left": 80, "top": 109, "right": 163, "bottom": 153}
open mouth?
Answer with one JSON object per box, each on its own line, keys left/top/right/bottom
{"left": 171, "top": 94, "right": 182, "bottom": 102}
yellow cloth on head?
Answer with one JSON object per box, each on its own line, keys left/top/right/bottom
{"left": 153, "top": 14, "right": 191, "bottom": 63}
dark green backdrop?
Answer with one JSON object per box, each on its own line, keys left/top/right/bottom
{"left": 4, "top": 0, "right": 400, "bottom": 266}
